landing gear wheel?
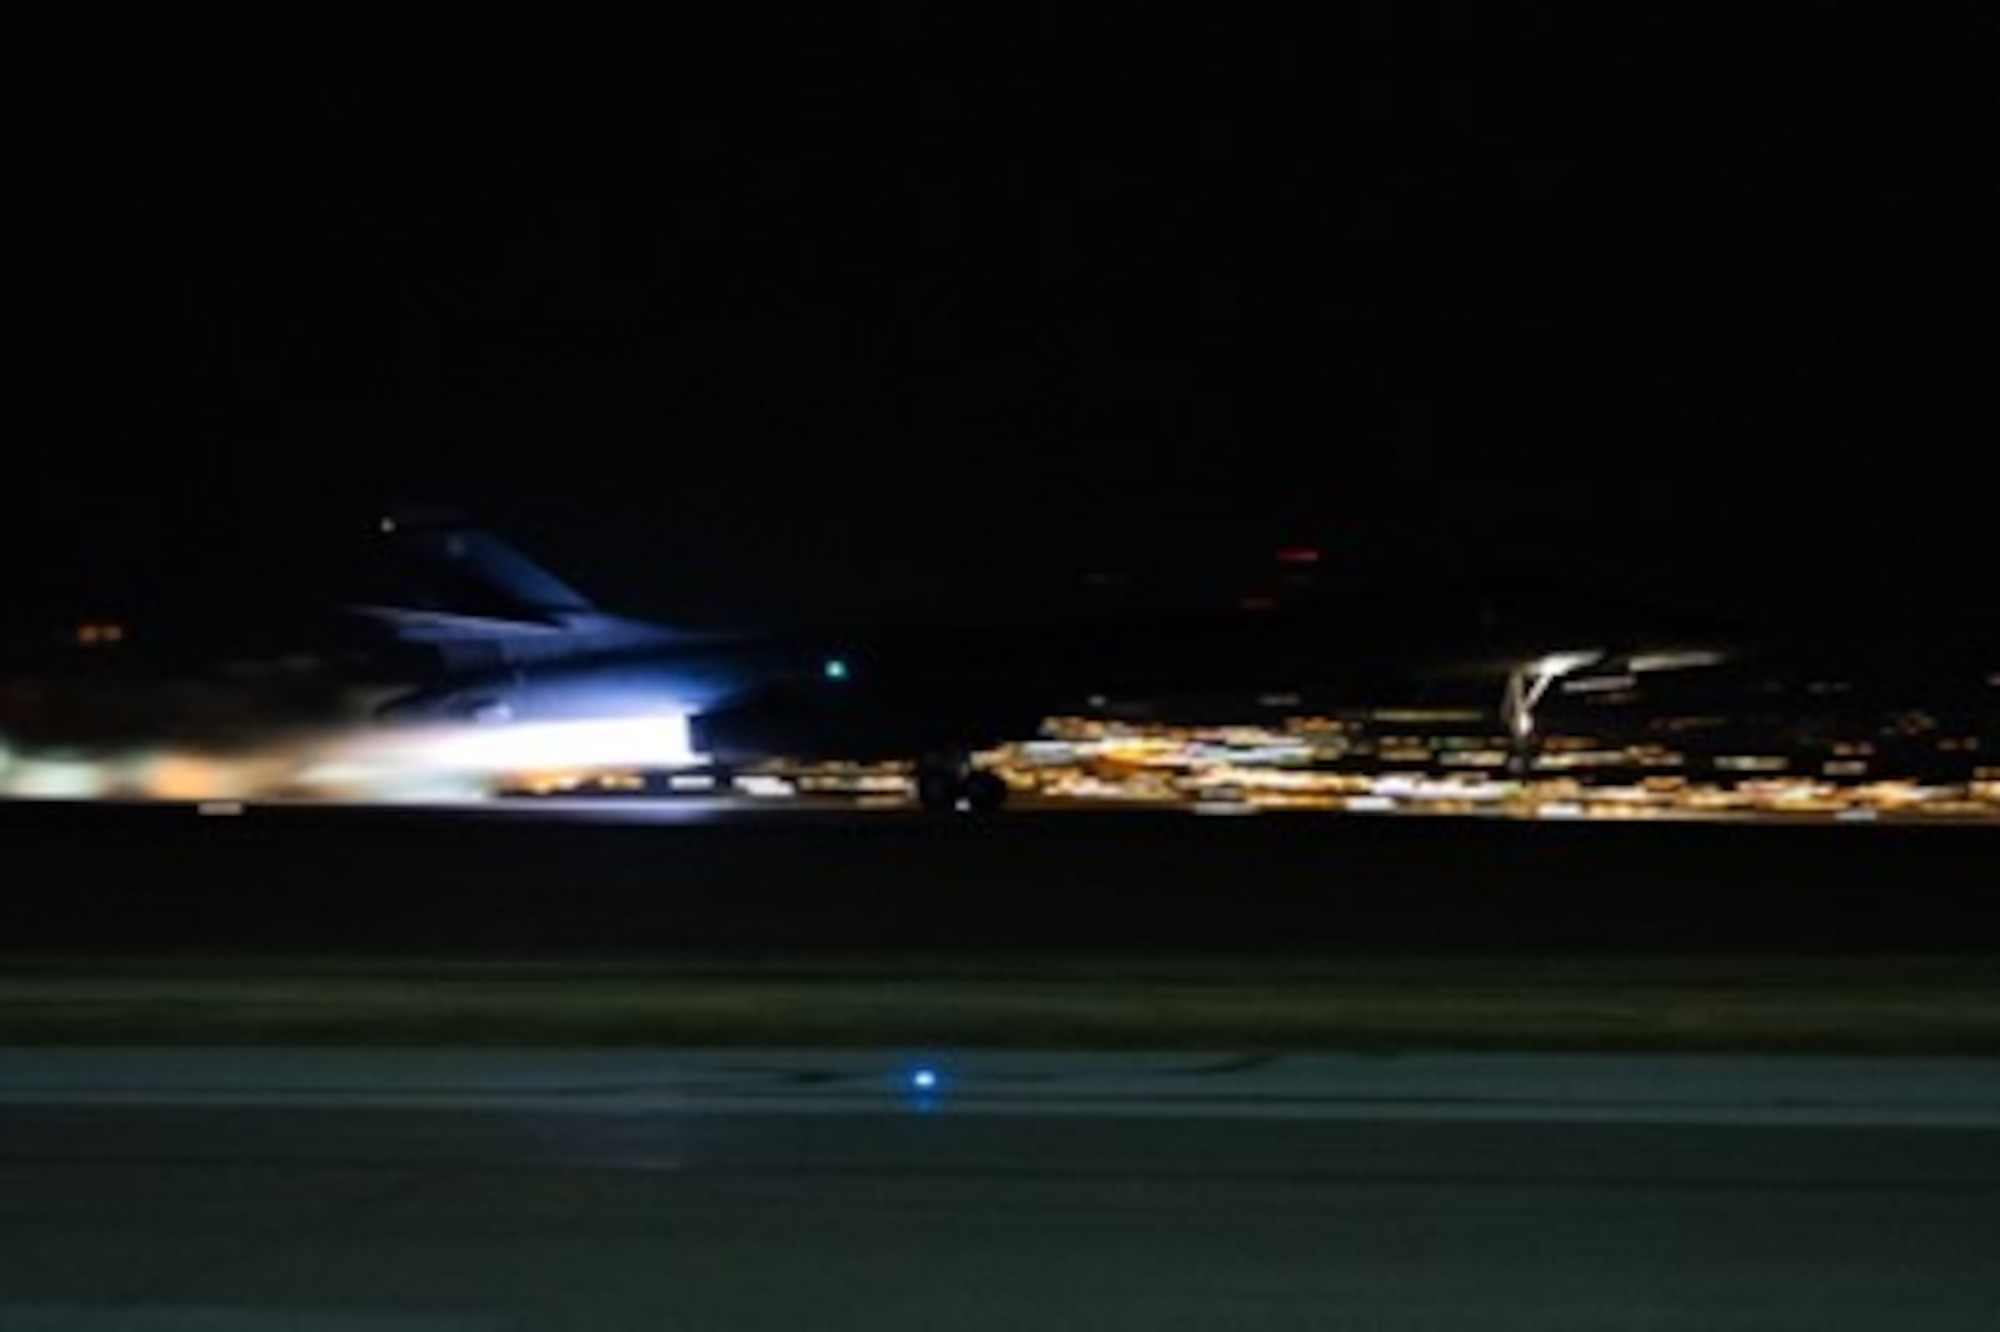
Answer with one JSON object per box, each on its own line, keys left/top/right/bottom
{"left": 914, "top": 753, "right": 1008, "bottom": 815}
{"left": 960, "top": 768, "right": 1008, "bottom": 814}
{"left": 915, "top": 760, "right": 962, "bottom": 813}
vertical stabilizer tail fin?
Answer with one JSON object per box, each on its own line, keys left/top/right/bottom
{"left": 373, "top": 510, "right": 597, "bottom": 625}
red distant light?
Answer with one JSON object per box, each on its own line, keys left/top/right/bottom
{"left": 1275, "top": 546, "right": 1320, "bottom": 565}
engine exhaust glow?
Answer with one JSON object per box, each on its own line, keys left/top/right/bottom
{"left": 386, "top": 715, "right": 698, "bottom": 773}
{"left": 0, "top": 713, "right": 704, "bottom": 803}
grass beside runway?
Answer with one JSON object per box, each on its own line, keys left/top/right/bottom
{"left": 6, "top": 956, "right": 2000, "bottom": 1053}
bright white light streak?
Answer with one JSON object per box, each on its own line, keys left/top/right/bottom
{"left": 1529, "top": 650, "right": 1606, "bottom": 680}
{"left": 6, "top": 756, "right": 108, "bottom": 799}
{"left": 374, "top": 716, "right": 696, "bottom": 780}
{"left": 1561, "top": 674, "right": 1638, "bottom": 694}
{"left": 1628, "top": 649, "right": 1726, "bottom": 673}
{"left": 294, "top": 713, "right": 705, "bottom": 799}
{"left": 412, "top": 715, "right": 700, "bottom": 771}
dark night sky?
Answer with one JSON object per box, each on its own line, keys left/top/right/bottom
{"left": 3, "top": 8, "right": 1995, "bottom": 641}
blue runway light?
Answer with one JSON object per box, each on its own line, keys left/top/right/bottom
{"left": 901, "top": 1064, "right": 951, "bottom": 1114}
{"left": 823, "top": 657, "right": 850, "bottom": 682}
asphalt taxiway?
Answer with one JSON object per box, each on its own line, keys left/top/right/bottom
{"left": 4, "top": 1050, "right": 2000, "bottom": 1330}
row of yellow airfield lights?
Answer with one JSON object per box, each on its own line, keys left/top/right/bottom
{"left": 519, "top": 712, "right": 2000, "bottom": 821}
{"left": 488, "top": 659, "right": 2000, "bottom": 820}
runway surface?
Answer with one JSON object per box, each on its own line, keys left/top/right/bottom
{"left": 5, "top": 1049, "right": 2000, "bottom": 1329}
{"left": 6, "top": 795, "right": 2000, "bottom": 959}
